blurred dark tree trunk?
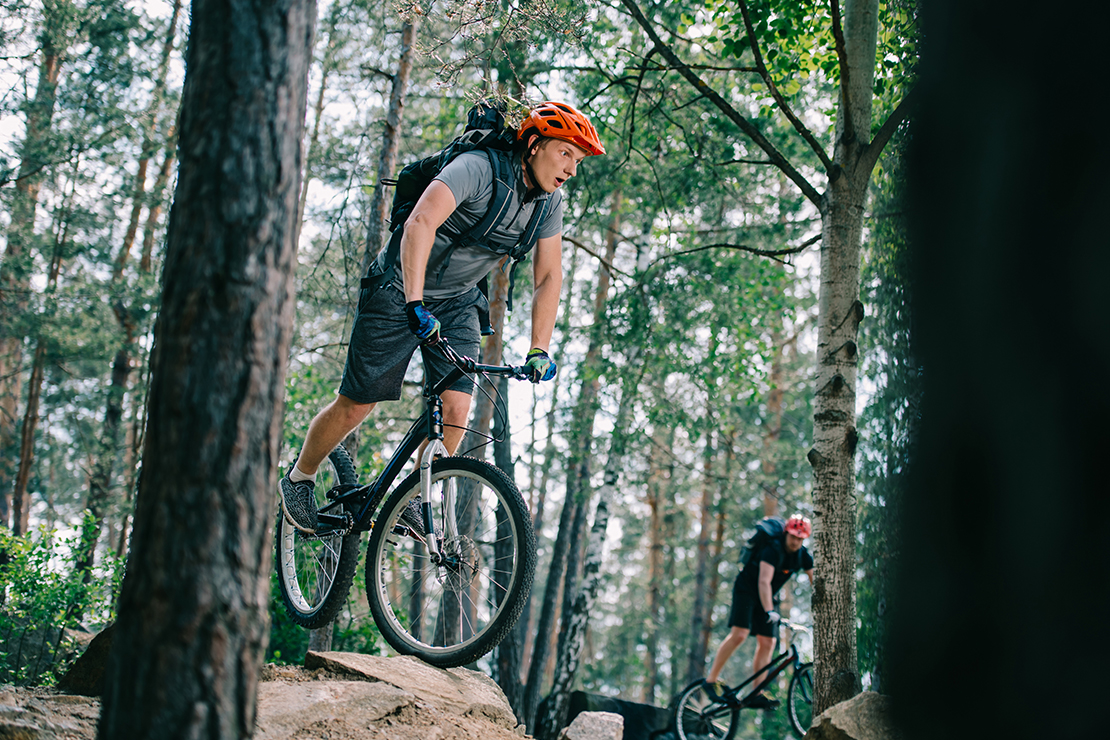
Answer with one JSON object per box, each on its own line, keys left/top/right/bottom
{"left": 894, "top": 2, "right": 1109, "bottom": 740}
{"left": 96, "top": 1, "right": 314, "bottom": 737}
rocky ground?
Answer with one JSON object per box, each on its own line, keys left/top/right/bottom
{"left": 0, "top": 652, "right": 530, "bottom": 740}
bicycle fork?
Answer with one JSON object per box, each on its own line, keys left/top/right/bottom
{"left": 419, "top": 395, "right": 455, "bottom": 565}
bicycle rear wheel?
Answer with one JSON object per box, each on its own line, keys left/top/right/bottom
{"left": 673, "top": 680, "right": 740, "bottom": 740}
{"left": 365, "top": 456, "right": 536, "bottom": 668}
{"left": 275, "top": 445, "right": 361, "bottom": 628}
{"left": 787, "top": 662, "right": 814, "bottom": 738}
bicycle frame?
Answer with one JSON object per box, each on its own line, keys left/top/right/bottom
{"left": 311, "top": 340, "right": 527, "bottom": 552}
{"left": 724, "top": 621, "right": 810, "bottom": 705}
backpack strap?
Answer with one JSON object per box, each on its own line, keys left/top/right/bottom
{"left": 433, "top": 149, "right": 555, "bottom": 313}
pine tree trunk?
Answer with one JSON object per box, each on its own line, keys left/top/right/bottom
{"left": 0, "top": 3, "right": 69, "bottom": 529}
{"left": 361, "top": 19, "right": 417, "bottom": 275}
{"left": 686, "top": 420, "right": 716, "bottom": 684}
{"left": 643, "top": 444, "right": 665, "bottom": 704}
{"left": 114, "top": 0, "right": 182, "bottom": 279}
{"left": 97, "top": 1, "right": 314, "bottom": 737}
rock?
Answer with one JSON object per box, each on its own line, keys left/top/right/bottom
{"left": 539, "top": 690, "right": 671, "bottom": 740}
{"left": 304, "top": 650, "right": 518, "bottom": 730}
{"left": 557, "top": 710, "right": 624, "bottom": 740}
{"left": 0, "top": 653, "right": 528, "bottom": 740}
{"left": 805, "top": 691, "right": 902, "bottom": 740}
{"left": 254, "top": 680, "right": 414, "bottom": 740}
{"left": 0, "top": 719, "right": 45, "bottom": 740}
{"left": 57, "top": 623, "right": 115, "bottom": 697}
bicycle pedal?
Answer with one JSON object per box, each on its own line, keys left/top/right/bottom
{"left": 327, "top": 483, "right": 362, "bottom": 501}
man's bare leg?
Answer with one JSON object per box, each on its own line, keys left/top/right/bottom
{"left": 751, "top": 634, "right": 776, "bottom": 688}
{"left": 293, "top": 394, "right": 376, "bottom": 476}
{"left": 706, "top": 626, "right": 750, "bottom": 684}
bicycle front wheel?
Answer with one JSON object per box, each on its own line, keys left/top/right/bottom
{"left": 787, "top": 662, "right": 814, "bottom": 738}
{"left": 275, "top": 445, "right": 361, "bottom": 628}
{"left": 365, "top": 456, "right": 536, "bottom": 668}
{"left": 673, "top": 680, "right": 740, "bottom": 740}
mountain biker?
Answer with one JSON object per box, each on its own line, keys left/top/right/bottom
{"left": 704, "top": 514, "right": 815, "bottom": 709}
{"left": 281, "top": 101, "right": 605, "bottom": 534}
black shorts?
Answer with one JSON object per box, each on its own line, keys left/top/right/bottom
{"left": 727, "top": 575, "right": 779, "bottom": 639}
{"left": 338, "top": 283, "right": 487, "bottom": 404}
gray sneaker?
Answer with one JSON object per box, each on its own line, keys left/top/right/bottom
{"left": 399, "top": 495, "right": 425, "bottom": 536}
{"left": 281, "top": 475, "right": 318, "bottom": 534}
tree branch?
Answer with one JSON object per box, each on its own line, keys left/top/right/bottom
{"left": 646, "top": 233, "right": 821, "bottom": 270}
{"left": 563, "top": 235, "right": 634, "bottom": 278}
{"left": 858, "top": 86, "right": 918, "bottom": 176}
{"left": 737, "top": 0, "right": 834, "bottom": 173}
{"left": 617, "top": 0, "right": 823, "bottom": 207}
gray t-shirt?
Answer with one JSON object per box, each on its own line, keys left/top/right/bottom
{"left": 381, "top": 150, "right": 564, "bottom": 299}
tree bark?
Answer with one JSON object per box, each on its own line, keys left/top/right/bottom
{"left": 96, "top": 1, "right": 314, "bottom": 738}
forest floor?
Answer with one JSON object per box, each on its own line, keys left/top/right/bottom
{"left": 0, "top": 656, "right": 529, "bottom": 740}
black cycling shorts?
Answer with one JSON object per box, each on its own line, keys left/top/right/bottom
{"left": 727, "top": 575, "right": 779, "bottom": 639}
{"left": 338, "top": 283, "right": 487, "bottom": 404}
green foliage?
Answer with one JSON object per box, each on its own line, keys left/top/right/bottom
{"left": 856, "top": 129, "right": 917, "bottom": 693}
{"left": 0, "top": 520, "right": 124, "bottom": 685}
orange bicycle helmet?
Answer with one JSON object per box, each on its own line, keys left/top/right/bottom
{"left": 785, "top": 514, "right": 812, "bottom": 538}
{"left": 518, "top": 101, "right": 605, "bottom": 156}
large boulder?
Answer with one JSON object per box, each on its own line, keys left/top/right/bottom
{"left": 303, "top": 651, "right": 519, "bottom": 730}
{"left": 805, "top": 691, "right": 902, "bottom": 740}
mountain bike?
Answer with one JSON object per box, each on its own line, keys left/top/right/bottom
{"left": 673, "top": 621, "right": 814, "bottom": 740}
{"left": 274, "top": 339, "right": 538, "bottom": 668}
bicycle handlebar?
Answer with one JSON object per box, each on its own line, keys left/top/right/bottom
{"left": 430, "top": 338, "right": 532, "bottom": 382}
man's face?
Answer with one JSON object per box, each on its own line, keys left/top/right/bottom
{"left": 785, "top": 533, "right": 804, "bottom": 553}
{"left": 525, "top": 137, "right": 590, "bottom": 192}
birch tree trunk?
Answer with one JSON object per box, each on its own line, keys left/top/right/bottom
{"left": 807, "top": 0, "right": 880, "bottom": 712}
{"left": 97, "top": 1, "right": 314, "bottom": 737}
{"left": 533, "top": 193, "right": 622, "bottom": 738}
{"left": 618, "top": 0, "right": 912, "bottom": 712}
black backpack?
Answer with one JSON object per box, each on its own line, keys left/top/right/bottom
{"left": 738, "top": 516, "right": 787, "bottom": 567}
{"left": 362, "top": 100, "right": 553, "bottom": 323}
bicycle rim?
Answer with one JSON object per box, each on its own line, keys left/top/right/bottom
{"left": 275, "top": 446, "right": 361, "bottom": 628}
{"left": 787, "top": 663, "right": 814, "bottom": 738}
{"left": 674, "top": 681, "right": 739, "bottom": 740}
{"left": 366, "top": 457, "right": 536, "bottom": 668}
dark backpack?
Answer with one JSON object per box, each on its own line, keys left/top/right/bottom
{"left": 363, "top": 100, "right": 553, "bottom": 323}
{"left": 738, "top": 516, "right": 787, "bottom": 567}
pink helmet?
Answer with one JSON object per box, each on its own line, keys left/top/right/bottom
{"left": 785, "top": 514, "right": 812, "bottom": 538}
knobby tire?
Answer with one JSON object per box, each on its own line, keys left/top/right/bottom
{"left": 787, "top": 662, "right": 814, "bottom": 738}
{"left": 365, "top": 456, "right": 536, "bottom": 668}
{"left": 275, "top": 445, "right": 361, "bottom": 628}
{"left": 673, "top": 680, "right": 740, "bottom": 740}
